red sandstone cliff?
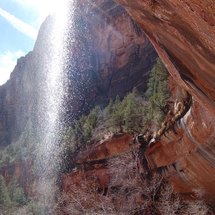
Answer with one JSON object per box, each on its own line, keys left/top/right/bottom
{"left": 0, "top": 0, "right": 214, "bottom": 211}
{"left": 0, "top": 1, "right": 157, "bottom": 147}
{"left": 0, "top": 1, "right": 157, "bottom": 200}
{"left": 116, "top": 0, "right": 215, "bottom": 109}
{"left": 61, "top": 0, "right": 215, "bottom": 204}
{"left": 114, "top": 0, "right": 215, "bottom": 199}
{"left": 63, "top": 0, "right": 158, "bottom": 118}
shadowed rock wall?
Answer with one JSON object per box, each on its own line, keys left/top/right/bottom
{"left": 65, "top": 0, "right": 158, "bottom": 118}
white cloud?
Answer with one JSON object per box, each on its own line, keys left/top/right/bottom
{"left": 0, "top": 50, "right": 25, "bottom": 85}
{"left": 0, "top": 7, "right": 37, "bottom": 39}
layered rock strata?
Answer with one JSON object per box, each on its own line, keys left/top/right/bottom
{"left": 114, "top": 0, "right": 215, "bottom": 198}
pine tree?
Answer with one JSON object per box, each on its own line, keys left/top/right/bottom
{"left": 123, "top": 91, "right": 144, "bottom": 132}
{"left": 0, "top": 175, "right": 11, "bottom": 206}
{"left": 83, "top": 106, "right": 101, "bottom": 141}
{"left": 110, "top": 95, "right": 125, "bottom": 132}
{"left": 8, "top": 177, "right": 27, "bottom": 206}
{"left": 145, "top": 58, "right": 170, "bottom": 123}
{"left": 104, "top": 99, "right": 113, "bottom": 117}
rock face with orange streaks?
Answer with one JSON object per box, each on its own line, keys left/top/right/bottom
{"left": 63, "top": 134, "right": 134, "bottom": 187}
{"left": 74, "top": 133, "right": 134, "bottom": 163}
{"left": 61, "top": 133, "right": 151, "bottom": 214}
{"left": 116, "top": 0, "right": 215, "bottom": 109}
{"left": 147, "top": 97, "right": 215, "bottom": 200}
{"left": 115, "top": 0, "right": 215, "bottom": 198}
{"left": 62, "top": 133, "right": 133, "bottom": 195}
{"left": 62, "top": 134, "right": 134, "bottom": 201}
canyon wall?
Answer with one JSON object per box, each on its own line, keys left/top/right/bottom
{"left": 0, "top": 52, "right": 38, "bottom": 147}
{"left": 0, "top": 1, "right": 158, "bottom": 199}
{"left": 116, "top": 0, "right": 215, "bottom": 110}
{"left": 115, "top": 0, "right": 215, "bottom": 198}
{"left": 0, "top": 2, "right": 157, "bottom": 147}
{"left": 64, "top": 0, "right": 158, "bottom": 118}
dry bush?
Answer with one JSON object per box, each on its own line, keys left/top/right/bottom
{"left": 58, "top": 151, "right": 144, "bottom": 215}
{"left": 59, "top": 178, "right": 116, "bottom": 215}
{"left": 107, "top": 151, "right": 146, "bottom": 214}
{"left": 184, "top": 200, "right": 213, "bottom": 215}
{"left": 58, "top": 150, "right": 214, "bottom": 215}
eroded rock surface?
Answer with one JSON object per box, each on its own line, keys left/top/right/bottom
{"left": 146, "top": 96, "right": 215, "bottom": 199}
{"left": 63, "top": 133, "right": 134, "bottom": 189}
{"left": 113, "top": 0, "right": 215, "bottom": 198}
{"left": 61, "top": 133, "right": 138, "bottom": 213}
{"left": 116, "top": 0, "right": 215, "bottom": 109}
{"left": 65, "top": 0, "right": 157, "bottom": 118}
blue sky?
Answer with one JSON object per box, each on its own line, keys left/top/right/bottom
{"left": 0, "top": 0, "right": 63, "bottom": 85}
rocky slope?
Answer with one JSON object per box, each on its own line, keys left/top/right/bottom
{"left": 61, "top": 133, "right": 140, "bottom": 214}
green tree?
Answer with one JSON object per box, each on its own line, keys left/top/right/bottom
{"left": 63, "top": 106, "right": 102, "bottom": 152}
{"left": 0, "top": 175, "right": 11, "bottom": 206}
{"left": 83, "top": 106, "right": 101, "bottom": 140}
{"left": 145, "top": 58, "right": 170, "bottom": 123}
{"left": 8, "top": 177, "right": 27, "bottom": 206}
{"left": 104, "top": 99, "right": 113, "bottom": 118}
{"left": 73, "top": 116, "right": 86, "bottom": 144}
{"left": 108, "top": 95, "right": 125, "bottom": 132}
{"left": 123, "top": 91, "right": 144, "bottom": 132}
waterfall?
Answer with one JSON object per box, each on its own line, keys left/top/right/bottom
{"left": 34, "top": 0, "right": 75, "bottom": 211}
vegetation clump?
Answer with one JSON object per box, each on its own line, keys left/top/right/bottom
{"left": 61, "top": 150, "right": 214, "bottom": 215}
{"left": 0, "top": 176, "right": 28, "bottom": 213}
{"left": 64, "top": 58, "right": 170, "bottom": 152}
{"left": 145, "top": 58, "right": 170, "bottom": 123}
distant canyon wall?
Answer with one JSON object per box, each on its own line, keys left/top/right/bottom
{"left": 62, "top": 0, "right": 158, "bottom": 118}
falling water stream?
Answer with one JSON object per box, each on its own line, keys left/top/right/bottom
{"left": 34, "top": 0, "right": 75, "bottom": 211}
